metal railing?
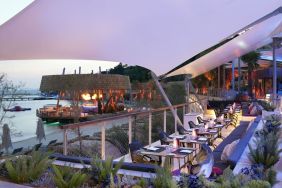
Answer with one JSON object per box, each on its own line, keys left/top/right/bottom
{"left": 196, "top": 88, "right": 237, "bottom": 100}
{"left": 59, "top": 97, "right": 207, "bottom": 159}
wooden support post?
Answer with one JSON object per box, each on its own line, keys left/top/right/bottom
{"left": 163, "top": 110, "right": 167, "bottom": 132}
{"left": 183, "top": 105, "right": 185, "bottom": 120}
{"left": 101, "top": 123, "right": 106, "bottom": 160}
{"left": 218, "top": 66, "right": 220, "bottom": 88}
{"left": 149, "top": 113, "right": 152, "bottom": 145}
{"left": 175, "top": 108, "right": 177, "bottom": 133}
{"left": 128, "top": 116, "right": 132, "bottom": 145}
{"left": 63, "top": 129, "right": 68, "bottom": 155}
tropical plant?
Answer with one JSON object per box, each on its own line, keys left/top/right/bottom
{"left": 135, "top": 177, "right": 148, "bottom": 188}
{"left": 89, "top": 156, "right": 124, "bottom": 187}
{"left": 241, "top": 51, "right": 261, "bottom": 98}
{"left": 52, "top": 165, "right": 88, "bottom": 188}
{"left": 153, "top": 157, "right": 178, "bottom": 188}
{"left": 245, "top": 180, "right": 271, "bottom": 188}
{"left": 203, "top": 167, "right": 271, "bottom": 188}
{"left": 248, "top": 131, "right": 282, "bottom": 170}
{"left": 240, "top": 164, "right": 277, "bottom": 186}
{"left": 178, "top": 174, "right": 204, "bottom": 188}
{"left": 5, "top": 151, "right": 51, "bottom": 183}
{"left": 258, "top": 100, "right": 275, "bottom": 111}
{"left": 264, "top": 114, "right": 282, "bottom": 126}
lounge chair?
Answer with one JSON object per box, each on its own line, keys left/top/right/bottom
{"left": 33, "top": 143, "right": 42, "bottom": 151}
{"left": 11, "top": 147, "right": 23, "bottom": 155}
{"left": 47, "top": 139, "right": 57, "bottom": 146}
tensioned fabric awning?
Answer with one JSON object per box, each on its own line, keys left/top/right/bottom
{"left": 166, "top": 7, "right": 282, "bottom": 77}
{"left": 0, "top": 0, "right": 281, "bottom": 77}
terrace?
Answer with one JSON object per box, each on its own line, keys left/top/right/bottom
{"left": 0, "top": 1, "right": 281, "bottom": 188}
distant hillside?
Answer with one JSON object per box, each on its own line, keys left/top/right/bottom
{"left": 103, "top": 63, "right": 151, "bottom": 82}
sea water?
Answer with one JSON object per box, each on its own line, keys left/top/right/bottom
{"left": 1, "top": 99, "right": 68, "bottom": 142}
{"left": 1, "top": 99, "right": 128, "bottom": 143}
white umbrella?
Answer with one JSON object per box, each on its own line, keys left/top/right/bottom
{"left": 2, "top": 124, "right": 12, "bottom": 153}
{"left": 36, "top": 118, "right": 45, "bottom": 143}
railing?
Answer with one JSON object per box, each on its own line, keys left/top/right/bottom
{"left": 59, "top": 99, "right": 206, "bottom": 159}
{"left": 196, "top": 88, "right": 236, "bottom": 100}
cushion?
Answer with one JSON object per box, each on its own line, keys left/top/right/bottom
{"left": 249, "top": 105, "right": 258, "bottom": 115}
{"left": 248, "top": 102, "right": 254, "bottom": 111}
{"left": 221, "top": 139, "right": 239, "bottom": 161}
{"left": 262, "top": 110, "right": 277, "bottom": 119}
{"left": 212, "top": 166, "right": 223, "bottom": 176}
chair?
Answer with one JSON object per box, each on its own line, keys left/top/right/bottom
{"left": 177, "top": 125, "right": 190, "bottom": 135}
{"left": 11, "top": 147, "right": 23, "bottom": 155}
{"left": 188, "top": 121, "right": 199, "bottom": 128}
{"left": 159, "top": 131, "right": 170, "bottom": 145}
{"left": 197, "top": 116, "right": 209, "bottom": 124}
{"left": 188, "top": 144, "right": 214, "bottom": 178}
{"left": 129, "top": 141, "right": 159, "bottom": 164}
{"left": 47, "top": 139, "right": 57, "bottom": 146}
{"left": 33, "top": 143, "right": 42, "bottom": 151}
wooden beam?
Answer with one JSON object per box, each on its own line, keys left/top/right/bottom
{"left": 149, "top": 113, "right": 152, "bottom": 145}
{"left": 101, "top": 123, "right": 106, "bottom": 160}
{"left": 163, "top": 110, "right": 167, "bottom": 132}
{"left": 128, "top": 116, "right": 132, "bottom": 145}
{"left": 63, "top": 129, "right": 68, "bottom": 155}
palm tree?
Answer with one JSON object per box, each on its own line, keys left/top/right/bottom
{"left": 241, "top": 51, "right": 261, "bottom": 98}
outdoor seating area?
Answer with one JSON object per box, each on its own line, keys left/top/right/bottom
{"left": 125, "top": 102, "right": 242, "bottom": 175}
{"left": 0, "top": 1, "right": 281, "bottom": 187}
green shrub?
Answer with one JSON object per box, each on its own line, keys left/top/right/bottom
{"left": 153, "top": 157, "right": 177, "bottom": 188}
{"left": 203, "top": 167, "right": 271, "bottom": 188}
{"left": 258, "top": 100, "right": 275, "bottom": 111}
{"left": 5, "top": 151, "right": 51, "bottom": 183}
{"left": 52, "top": 165, "right": 88, "bottom": 188}
{"left": 245, "top": 180, "right": 271, "bottom": 188}
{"left": 249, "top": 130, "right": 282, "bottom": 170}
{"left": 264, "top": 114, "right": 282, "bottom": 127}
{"left": 90, "top": 156, "right": 124, "bottom": 187}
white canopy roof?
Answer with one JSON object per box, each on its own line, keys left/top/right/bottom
{"left": 0, "top": 0, "right": 281, "bottom": 77}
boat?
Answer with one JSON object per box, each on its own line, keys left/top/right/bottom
{"left": 4, "top": 106, "right": 31, "bottom": 112}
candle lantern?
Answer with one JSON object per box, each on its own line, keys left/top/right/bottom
{"left": 192, "top": 129, "right": 197, "bottom": 139}
{"left": 173, "top": 138, "right": 179, "bottom": 148}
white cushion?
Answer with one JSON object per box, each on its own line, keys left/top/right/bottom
{"left": 262, "top": 110, "right": 278, "bottom": 119}
{"left": 249, "top": 102, "right": 254, "bottom": 111}
{"left": 221, "top": 139, "right": 239, "bottom": 161}
{"left": 250, "top": 105, "right": 258, "bottom": 115}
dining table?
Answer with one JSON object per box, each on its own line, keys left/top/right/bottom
{"left": 140, "top": 145, "right": 196, "bottom": 169}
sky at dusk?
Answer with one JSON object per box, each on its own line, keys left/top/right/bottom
{"left": 0, "top": 60, "right": 118, "bottom": 89}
